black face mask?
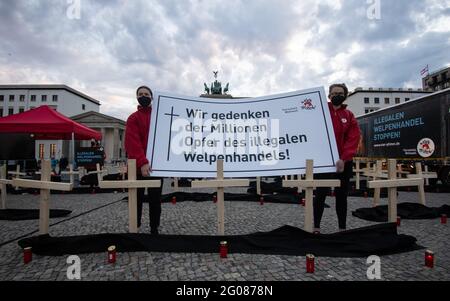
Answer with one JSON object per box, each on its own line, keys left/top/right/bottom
{"left": 331, "top": 95, "right": 346, "bottom": 106}
{"left": 138, "top": 96, "right": 152, "bottom": 107}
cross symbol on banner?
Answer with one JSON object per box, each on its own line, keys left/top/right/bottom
{"left": 164, "top": 106, "right": 180, "bottom": 161}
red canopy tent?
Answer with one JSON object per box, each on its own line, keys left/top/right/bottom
{"left": 0, "top": 106, "right": 102, "bottom": 165}
{"left": 0, "top": 105, "right": 101, "bottom": 140}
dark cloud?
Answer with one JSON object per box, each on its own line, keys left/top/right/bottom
{"left": 318, "top": 0, "right": 426, "bottom": 42}
{"left": 351, "top": 31, "right": 450, "bottom": 86}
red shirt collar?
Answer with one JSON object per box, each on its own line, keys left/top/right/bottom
{"left": 328, "top": 102, "right": 348, "bottom": 111}
{"left": 137, "top": 105, "right": 152, "bottom": 111}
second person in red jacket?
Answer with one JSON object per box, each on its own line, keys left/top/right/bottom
{"left": 313, "top": 83, "right": 361, "bottom": 233}
{"left": 125, "top": 86, "right": 163, "bottom": 235}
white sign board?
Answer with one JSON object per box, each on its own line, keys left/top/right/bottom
{"left": 147, "top": 87, "right": 339, "bottom": 178}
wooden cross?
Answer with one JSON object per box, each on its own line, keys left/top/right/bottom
{"left": 256, "top": 176, "right": 261, "bottom": 195}
{"left": 95, "top": 163, "right": 108, "bottom": 184}
{"left": 368, "top": 159, "right": 423, "bottom": 223}
{"left": 61, "top": 164, "right": 80, "bottom": 184}
{"left": 353, "top": 159, "right": 363, "bottom": 190}
{"left": 98, "top": 159, "right": 161, "bottom": 233}
{"left": 8, "top": 164, "right": 26, "bottom": 178}
{"left": 283, "top": 175, "right": 295, "bottom": 181}
{"left": 116, "top": 162, "right": 126, "bottom": 177}
{"left": 364, "top": 161, "right": 378, "bottom": 173}
{"left": 282, "top": 159, "right": 341, "bottom": 233}
{"left": 173, "top": 178, "right": 179, "bottom": 192}
{"left": 422, "top": 165, "right": 437, "bottom": 186}
{"left": 8, "top": 165, "right": 26, "bottom": 190}
{"left": 38, "top": 164, "right": 80, "bottom": 184}
{"left": 363, "top": 160, "right": 388, "bottom": 207}
{"left": 408, "top": 164, "right": 436, "bottom": 187}
{"left": 191, "top": 160, "right": 249, "bottom": 235}
{"left": 372, "top": 160, "right": 383, "bottom": 207}
{"left": 283, "top": 174, "right": 304, "bottom": 195}
{"left": 12, "top": 160, "right": 72, "bottom": 235}
{"left": 297, "top": 174, "right": 305, "bottom": 195}
{"left": 406, "top": 162, "right": 437, "bottom": 205}
{"left": 72, "top": 164, "right": 106, "bottom": 186}
{"left": 364, "top": 161, "right": 410, "bottom": 181}
{"left": 396, "top": 164, "right": 410, "bottom": 178}
{"left": 0, "top": 165, "right": 12, "bottom": 209}
{"left": 78, "top": 166, "right": 87, "bottom": 178}
{"left": 118, "top": 162, "right": 127, "bottom": 192}
{"left": 363, "top": 161, "right": 388, "bottom": 178}
{"left": 361, "top": 161, "right": 374, "bottom": 180}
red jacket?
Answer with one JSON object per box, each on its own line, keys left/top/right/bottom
{"left": 328, "top": 102, "right": 361, "bottom": 162}
{"left": 125, "top": 106, "right": 152, "bottom": 170}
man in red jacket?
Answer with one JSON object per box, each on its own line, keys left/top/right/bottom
{"left": 125, "top": 86, "right": 163, "bottom": 235}
{"left": 313, "top": 83, "right": 361, "bottom": 233}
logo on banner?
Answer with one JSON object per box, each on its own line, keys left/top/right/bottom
{"left": 417, "top": 138, "right": 435, "bottom": 158}
{"left": 301, "top": 98, "right": 316, "bottom": 110}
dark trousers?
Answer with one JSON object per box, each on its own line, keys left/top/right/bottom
{"left": 137, "top": 176, "right": 163, "bottom": 230}
{"left": 313, "top": 161, "right": 353, "bottom": 230}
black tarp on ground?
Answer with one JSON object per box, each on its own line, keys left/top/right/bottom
{"left": 18, "top": 223, "right": 421, "bottom": 258}
{"left": 347, "top": 189, "right": 388, "bottom": 198}
{"left": 79, "top": 173, "right": 126, "bottom": 186}
{"left": 171, "top": 178, "right": 193, "bottom": 187}
{"left": 352, "top": 203, "right": 450, "bottom": 222}
{"left": 161, "top": 192, "right": 302, "bottom": 204}
{"left": 246, "top": 179, "right": 391, "bottom": 198}
{"left": 130, "top": 192, "right": 330, "bottom": 207}
{"left": 0, "top": 209, "right": 72, "bottom": 221}
{"left": 397, "top": 185, "right": 450, "bottom": 193}
{"left": 347, "top": 180, "right": 388, "bottom": 197}
{"left": 247, "top": 180, "right": 298, "bottom": 195}
{"left": 175, "top": 177, "right": 301, "bottom": 193}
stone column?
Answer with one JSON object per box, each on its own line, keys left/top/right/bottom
{"left": 101, "top": 128, "right": 106, "bottom": 145}
{"left": 120, "top": 129, "right": 125, "bottom": 160}
{"left": 113, "top": 127, "right": 120, "bottom": 162}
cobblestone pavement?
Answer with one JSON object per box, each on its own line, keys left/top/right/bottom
{"left": 0, "top": 179, "right": 448, "bottom": 281}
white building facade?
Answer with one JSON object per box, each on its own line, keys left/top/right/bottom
{"left": 0, "top": 85, "right": 101, "bottom": 161}
{"left": 422, "top": 66, "right": 450, "bottom": 92}
{"left": 346, "top": 88, "right": 431, "bottom": 117}
{"left": 0, "top": 84, "right": 100, "bottom": 117}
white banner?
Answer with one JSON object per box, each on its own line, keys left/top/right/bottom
{"left": 147, "top": 87, "right": 339, "bottom": 178}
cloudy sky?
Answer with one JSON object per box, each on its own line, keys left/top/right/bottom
{"left": 1, "top": 0, "right": 449, "bottom": 120}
